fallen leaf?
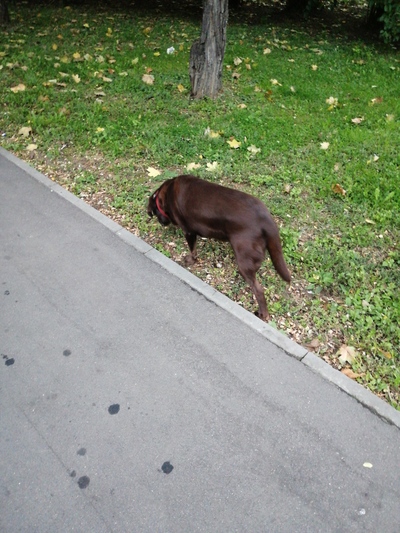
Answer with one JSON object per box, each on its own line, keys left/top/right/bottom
{"left": 283, "top": 184, "right": 292, "bottom": 194}
{"left": 365, "top": 218, "right": 375, "bottom": 225}
{"left": 142, "top": 74, "right": 154, "bottom": 85}
{"left": 311, "top": 64, "right": 318, "bottom": 70}
{"left": 263, "top": 48, "right": 271, "bottom": 54}
{"left": 363, "top": 462, "right": 373, "bottom": 468}
{"left": 102, "top": 76, "right": 113, "bottom": 83}
{"left": 18, "top": 126, "right": 32, "bottom": 138}
{"left": 306, "top": 338, "right": 320, "bottom": 351}
{"left": 320, "top": 142, "right": 330, "bottom": 150}
{"left": 341, "top": 368, "right": 362, "bottom": 379}
{"left": 204, "top": 127, "right": 220, "bottom": 139}
{"left": 73, "top": 52, "right": 81, "bottom": 60}
{"left": 132, "top": 57, "right": 139, "bottom": 65}
{"left": 332, "top": 183, "right": 346, "bottom": 196}
{"left": 371, "top": 97, "right": 383, "bottom": 104}
{"left": 95, "top": 127, "right": 105, "bottom": 133}
{"left": 10, "top": 83, "right": 26, "bottom": 93}
{"left": 337, "top": 344, "right": 357, "bottom": 365}
{"left": 270, "top": 78, "right": 282, "bottom": 86}
{"left": 232, "top": 72, "right": 241, "bottom": 79}
{"left": 186, "top": 162, "right": 201, "bottom": 171}
{"left": 227, "top": 138, "right": 241, "bottom": 149}
{"left": 205, "top": 161, "right": 219, "bottom": 172}
{"left": 72, "top": 74, "right": 81, "bottom": 83}
{"left": 351, "top": 117, "right": 364, "bottom": 124}
{"left": 147, "top": 166, "right": 161, "bottom": 177}
{"left": 26, "top": 143, "right": 37, "bottom": 152}
{"left": 177, "top": 84, "right": 186, "bottom": 93}
{"left": 247, "top": 145, "right": 261, "bottom": 154}
{"left": 386, "top": 114, "right": 395, "bottom": 122}
{"left": 234, "top": 57, "right": 242, "bottom": 66}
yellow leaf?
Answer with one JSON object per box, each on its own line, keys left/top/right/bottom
{"left": 311, "top": 64, "right": 318, "bottom": 70}
{"left": 227, "top": 138, "right": 241, "bottom": 149}
{"left": 60, "top": 55, "right": 70, "bottom": 63}
{"left": 73, "top": 52, "right": 81, "bottom": 60}
{"left": 10, "top": 83, "right": 26, "bottom": 93}
{"left": 332, "top": 183, "right": 346, "bottom": 196}
{"left": 247, "top": 145, "right": 261, "bottom": 154}
{"left": 143, "top": 27, "right": 152, "bottom": 36}
{"left": 83, "top": 23, "right": 90, "bottom": 28}
{"left": 132, "top": 57, "right": 139, "bottom": 65}
{"left": 142, "top": 74, "right": 154, "bottom": 85}
{"left": 177, "top": 84, "right": 186, "bottom": 93}
{"left": 206, "top": 161, "right": 219, "bottom": 172}
{"left": 237, "top": 103, "right": 247, "bottom": 109}
{"left": 154, "top": 52, "right": 160, "bottom": 57}
{"left": 95, "top": 127, "right": 105, "bottom": 133}
{"left": 186, "top": 162, "right": 201, "bottom": 171}
{"left": 147, "top": 167, "right": 161, "bottom": 177}
{"left": 18, "top": 126, "right": 32, "bottom": 137}
{"left": 270, "top": 78, "right": 281, "bottom": 86}
{"left": 72, "top": 74, "right": 81, "bottom": 83}
{"left": 52, "top": 44, "right": 58, "bottom": 51}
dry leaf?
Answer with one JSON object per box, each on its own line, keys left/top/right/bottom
{"left": 371, "top": 97, "right": 383, "bottom": 105}
{"left": 341, "top": 368, "right": 362, "bottom": 379}
{"left": 204, "top": 127, "right": 220, "bottom": 139}
{"left": 205, "top": 161, "right": 219, "bottom": 172}
{"left": 311, "top": 64, "right": 318, "bottom": 70}
{"left": 26, "top": 143, "right": 38, "bottom": 152}
{"left": 263, "top": 48, "right": 271, "bottom": 54}
{"left": 18, "top": 126, "right": 32, "bottom": 138}
{"left": 365, "top": 218, "right": 375, "bottom": 225}
{"left": 234, "top": 57, "right": 242, "bottom": 66}
{"left": 147, "top": 166, "right": 161, "bottom": 177}
{"left": 177, "top": 84, "right": 186, "bottom": 93}
{"left": 237, "top": 103, "right": 247, "bottom": 109}
{"left": 247, "top": 145, "right": 261, "bottom": 154}
{"left": 102, "top": 76, "right": 113, "bottom": 83}
{"left": 227, "top": 138, "right": 241, "bottom": 149}
{"left": 283, "top": 184, "right": 292, "bottom": 194}
{"left": 72, "top": 74, "right": 81, "bottom": 83}
{"left": 332, "top": 183, "right": 346, "bottom": 196}
{"left": 142, "top": 74, "right": 154, "bottom": 85}
{"left": 306, "top": 338, "right": 320, "bottom": 351}
{"left": 186, "top": 162, "right": 201, "bottom": 171}
{"left": 351, "top": 117, "right": 364, "bottom": 124}
{"left": 337, "top": 344, "right": 357, "bottom": 365}
{"left": 320, "top": 142, "right": 330, "bottom": 150}
{"left": 270, "top": 78, "right": 282, "bottom": 86}
{"left": 10, "top": 83, "right": 26, "bottom": 93}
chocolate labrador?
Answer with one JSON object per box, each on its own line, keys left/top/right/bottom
{"left": 147, "top": 175, "right": 291, "bottom": 320}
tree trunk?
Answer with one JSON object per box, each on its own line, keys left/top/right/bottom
{"left": 0, "top": 0, "right": 10, "bottom": 24}
{"left": 189, "top": 0, "right": 228, "bottom": 99}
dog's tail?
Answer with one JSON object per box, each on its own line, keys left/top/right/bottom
{"left": 264, "top": 228, "right": 291, "bottom": 283}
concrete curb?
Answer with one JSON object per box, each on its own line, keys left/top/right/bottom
{"left": 2, "top": 147, "right": 399, "bottom": 430}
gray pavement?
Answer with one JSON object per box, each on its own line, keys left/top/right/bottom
{"left": 1, "top": 147, "right": 399, "bottom": 533}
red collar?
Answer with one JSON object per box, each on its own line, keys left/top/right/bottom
{"left": 155, "top": 191, "right": 169, "bottom": 220}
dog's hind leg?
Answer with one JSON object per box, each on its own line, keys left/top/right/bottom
{"left": 231, "top": 237, "right": 269, "bottom": 321}
{"left": 183, "top": 232, "right": 198, "bottom": 266}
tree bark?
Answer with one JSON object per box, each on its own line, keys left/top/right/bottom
{"left": 0, "top": 0, "right": 10, "bottom": 24}
{"left": 189, "top": 0, "right": 229, "bottom": 99}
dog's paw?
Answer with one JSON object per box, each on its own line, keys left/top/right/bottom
{"left": 183, "top": 255, "right": 196, "bottom": 266}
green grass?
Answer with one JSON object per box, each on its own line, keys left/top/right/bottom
{"left": 1, "top": 1, "right": 399, "bottom": 408}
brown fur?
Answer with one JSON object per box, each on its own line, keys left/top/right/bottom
{"left": 147, "top": 175, "right": 291, "bottom": 320}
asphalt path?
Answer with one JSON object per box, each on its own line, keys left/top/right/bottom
{"left": 1, "top": 148, "right": 399, "bottom": 532}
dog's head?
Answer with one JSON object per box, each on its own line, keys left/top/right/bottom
{"left": 147, "top": 181, "right": 171, "bottom": 226}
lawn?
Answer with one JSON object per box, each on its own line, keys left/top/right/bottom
{"left": 1, "top": 1, "right": 399, "bottom": 408}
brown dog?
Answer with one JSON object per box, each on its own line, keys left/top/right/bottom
{"left": 147, "top": 175, "right": 291, "bottom": 320}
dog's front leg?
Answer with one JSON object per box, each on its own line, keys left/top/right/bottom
{"left": 183, "top": 232, "right": 198, "bottom": 266}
